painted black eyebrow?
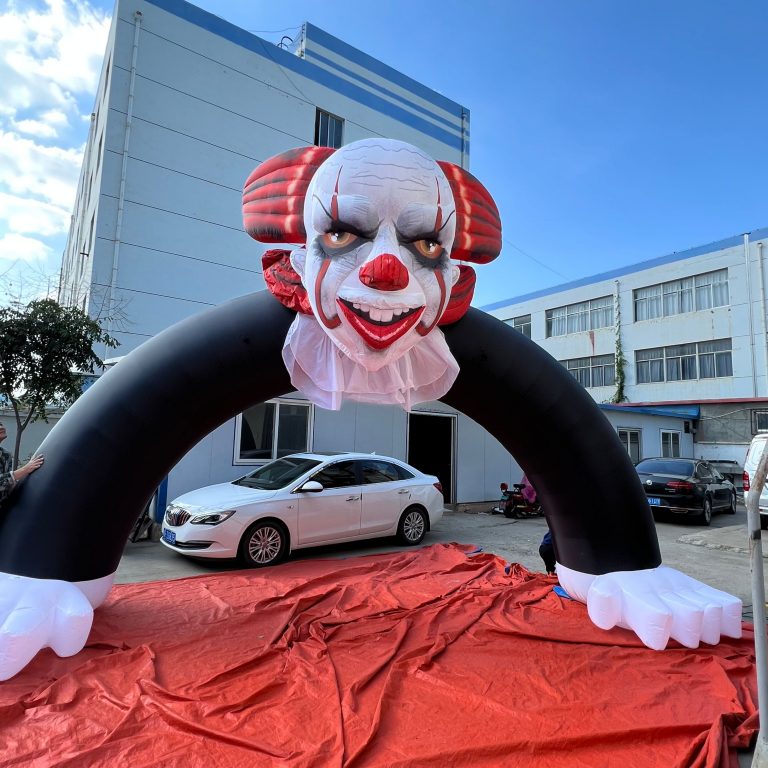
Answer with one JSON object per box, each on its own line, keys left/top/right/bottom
{"left": 314, "top": 196, "right": 378, "bottom": 239}
{"left": 395, "top": 226, "right": 441, "bottom": 244}
{"left": 327, "top": 218, "right": 377, "bottom": 240}
{"left": 395, "top": 209, "right": 456, "bottom": 243}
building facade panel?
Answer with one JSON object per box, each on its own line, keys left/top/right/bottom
{"left": 486, "top": 231, "right": 768, "bottom": 464}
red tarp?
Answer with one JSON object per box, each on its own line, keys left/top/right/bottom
{"left": 0, "top": 543, "right": 758, "bottom": 767}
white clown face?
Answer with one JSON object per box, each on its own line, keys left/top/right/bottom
{"left": 291, "top": 139, "right": 460, "bottom": 371}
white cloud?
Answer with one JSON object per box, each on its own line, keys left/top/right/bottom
{"left": 0, "top": 130, "right": 84, "bottom": 209}
{"left": 0, "top": 191, "right": 72, "bottom": 237}
{"left": 0, "top": 233, "right": 54, "bottom": 263}
{"left": 0, "top": 1, "right": 110, "bottom": 133}
{"left": 12, "top": 109, "right": 70, "bottom": 139}
{"left": 0, "top": 0, "right": 108, "bottom": 279}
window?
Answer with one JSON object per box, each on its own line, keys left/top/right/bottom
{"left": 635, "top": 339, "right": 732, "bottom": 384}
{"left": 311, "top": 460, "right": 357, "bottom": 489}
{"left": 698, "top": 339, "right": 733, "bottom": 378}
{"left": 661, "top": 430, "right": 681, "bottom": 458}
{"left": 561, "top": 354, "right": 615, "bottom": 388}
{"left": 618, "top": 429, "right": 641, "bottom": 464}
{"left": 237, "top": 400, "right": 311, "bottom": 462}
{"left": 104, "top": 56, "right": 111, "bottom": 96}
{"left": 753, "top": 410, "right": 768, "bottom": 434}
{"left": 95, "top": 132, "right": 103, "bottom": 176}
{"left": 636, "top": 347, "right": 664, "bottom": 383}
{"left": 360, "top": 459, "right": 414, "bottom": 484}
{"left": 634, "top": 269, "right": 728, "bottom": 321}
{"left": 546, "top": 306, "right": 566, "bottom": 337}
{"left": 505, "top": 314, "right": 531, "bottom": 338}
{"left": 315, "top": 109, "right": 343, "bottom": 148}
{"left": 546, "top": 296, "right": 612, "bottom": 337}
{"left": 664, "top": 343, "right": 697, "bottom": 381}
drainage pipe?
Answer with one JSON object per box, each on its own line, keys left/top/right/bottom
{"left": 107, "top": 10, "right": 143, "bottom": 346}
{"left": 745, "top": 233, "right": 758, "bottom": 397}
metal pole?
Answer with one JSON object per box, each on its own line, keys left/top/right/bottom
{"left": 745, "top": 234, "right": 759, "bottom": 397}
{"left": 749, "top": 440, "right": 768, "bottom": 767}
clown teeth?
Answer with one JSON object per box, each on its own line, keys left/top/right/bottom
{"left": 369, "top": 307, "right": 383, "bottom": 322}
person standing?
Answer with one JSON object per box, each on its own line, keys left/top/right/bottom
{"left": 0, "top": 422, "right": 44, "bottom": 505}
{"left": 539, "top": 529, "right": 556, "bottom": 576}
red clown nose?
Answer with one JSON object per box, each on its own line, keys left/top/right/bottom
{"left": 358, "top": 253, "right": 410, "bottom": 291}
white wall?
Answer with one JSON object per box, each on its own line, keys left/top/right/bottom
{"left": 487, "top": 233, "right": 768, "bottom": 403}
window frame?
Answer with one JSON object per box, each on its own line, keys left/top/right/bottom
{"left": 561, "top": 354, "right": 616, "bottom": 388}
{"left": 234, "top": 398, "right": 314, "bottom": 465}
{"left": 504, "top": 314, "right": 531, "bottom": 338}
{"left": 660, "top": 430, "right": 681, "bottom": 458}
{"left": 314, "top": 108, "right": 344, "bottom": 148}
{"left": 618, "top": 428, "right": 642, "bottom": 464}
{"left": 635, "top": 339, "right": 732, "bottom": 384}
{"left": 634, "top": 269, "right": 729, "bottom": 322}
{"left": 546, "top": 295, "right": 613, "bottom": 338}
{"left": 752, "top": 410, "right": 768, "bottom": 434}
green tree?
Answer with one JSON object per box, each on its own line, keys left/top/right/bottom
{"left": 0, "top": 299, "right": 118, "bottom": 467}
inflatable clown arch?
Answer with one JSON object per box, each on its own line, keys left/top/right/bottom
{"left": 0, "top": 140, "right": 741, "bottom": 679}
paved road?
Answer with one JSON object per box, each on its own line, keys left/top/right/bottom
{"left": 118, "top": 502, "right": 761, "bottom": 611}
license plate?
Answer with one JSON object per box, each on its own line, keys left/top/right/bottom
{"left": 648, "top": 497, "right": 661, "bottom": 506}
{"left": 162, "top": 528, "right": 176, "bottom": 545}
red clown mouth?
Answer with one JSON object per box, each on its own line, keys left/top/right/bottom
{"left": 337, "top": 299, "right": 425, "bottom": 350}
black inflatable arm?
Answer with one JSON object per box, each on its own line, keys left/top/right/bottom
{"left": 441, "top": 309, "right": 660, "bottom": 574}
{"left": 0, "top": 292, "right": 660, "bottom": 582}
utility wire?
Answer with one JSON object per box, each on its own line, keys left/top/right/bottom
{"left": 502, "top": 237, "right": 569, "bottom": 280}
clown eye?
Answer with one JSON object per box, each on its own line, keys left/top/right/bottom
{"left": 322, "top": 231, "right": 359, "bottom": 249}
{"left": 412, "top": 239, "right": 444, "bottom": 260}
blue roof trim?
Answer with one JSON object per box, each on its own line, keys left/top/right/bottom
{"left": 304, "top": 23, "right": 464, "bottom": 116}
{"left": 143, "top": 0, "right": 464, "bottom": 152}
{"left": 600, "top": 403, "right": 700, "bottom": 420}
{"left": 482, "top": 227, "right": 768, "bottom": 312}
{"left": 304, "top": 48, "right": 461, "bottom": 134}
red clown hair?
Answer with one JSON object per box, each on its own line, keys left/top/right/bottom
{"left": 242, "top": 146, "right": 502, "bottom": 324}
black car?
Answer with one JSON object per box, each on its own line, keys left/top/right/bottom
{"left": 635, "top": 458, "right": 737, "bottom": 526}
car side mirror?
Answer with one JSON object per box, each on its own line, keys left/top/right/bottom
{"left": 296, "top": 480, "right": 324, "bottom": 493}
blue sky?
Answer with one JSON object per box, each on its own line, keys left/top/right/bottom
{"left": 2, "top": 0, "right": 767, "bottom": 308}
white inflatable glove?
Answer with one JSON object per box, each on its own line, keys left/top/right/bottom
{"left": 557, "top": 563, "right": 743, "bottom": 650}
{"left": 0, "top": 571, "right": 114, "bottom": 681}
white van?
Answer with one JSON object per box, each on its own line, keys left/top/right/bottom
{"left": 743, "top": 434, "right": 768, "bottom": 524}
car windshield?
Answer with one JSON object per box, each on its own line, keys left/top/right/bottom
{"left": 233, "top": 457, "right": 322, "bottom": 490}
{"left": 636, "top": 459, "right": 694, "bottom": 476}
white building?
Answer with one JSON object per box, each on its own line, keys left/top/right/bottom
{"left": 58, "top": 0, "right": 691, "bottom": 509}
{"left": 484, "top": 228, "right": 768, "bottom": 470}
{"left": 58, "top": 0, "right": 522, "bottom": 507}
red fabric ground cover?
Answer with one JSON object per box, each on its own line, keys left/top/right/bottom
{"left": 0, "top": 543, "right": 758, "bottom": 767}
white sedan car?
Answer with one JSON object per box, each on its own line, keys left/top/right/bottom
{"left": 161, "top": 452, "right": 444, "bottom": 567}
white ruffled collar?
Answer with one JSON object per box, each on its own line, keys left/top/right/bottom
{"left": 281, "top": 314, "right": 459, "bottom": 410}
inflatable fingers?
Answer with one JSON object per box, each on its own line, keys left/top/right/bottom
{"left": 0, "top": 573, "right": 94, "bottom": 681}
{"left": 557, "top": 563, "right": 742, "bottom": 651}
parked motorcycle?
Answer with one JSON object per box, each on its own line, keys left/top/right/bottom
{"left": 491, "top": 477, "right": 544, "bottom": 519}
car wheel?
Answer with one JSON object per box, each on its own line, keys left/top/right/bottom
{"left": 699, "top": 497, "right": 712, "bottom": 526}
{"left": 239, "top": 520, "right": 288, "bottom": 567}
{"left": 398, "top": 506, "right": 427, "bottom": 545}
{"left": 728, "top": 492, "right": 737, "bottom": 515}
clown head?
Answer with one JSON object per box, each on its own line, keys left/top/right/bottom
{"left": 243, "top": 138, "right": 501, "bottom": 406}
{"left": 292, "top": 140, "right": 459, "bottom": 369}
